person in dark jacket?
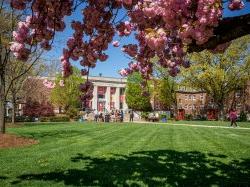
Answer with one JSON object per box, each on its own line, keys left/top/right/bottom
{"left": 129, "top": 110, "right": 134, "bottom": 122}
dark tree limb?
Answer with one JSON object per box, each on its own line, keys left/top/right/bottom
{"left": 188, "top": 13, "right": 250, "bottom": 52}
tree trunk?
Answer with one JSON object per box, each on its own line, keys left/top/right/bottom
{"left": 11, "top": 100, "right": 16, "bottom": 124}
{"left": 173, "top": 102, "right": 178, "bottom": 120}
{"left": 0, "top": 74, "right": 5, "bottom": 134}
{"left": 218, "top": 103, "right": 225, "bottom": 121}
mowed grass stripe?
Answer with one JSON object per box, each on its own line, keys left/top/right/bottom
{"left": 88, "top": 125, "right": 147, "bottom": 155}
{"left": 125, "top": 125, "right": 159, "bottom": 153}
{"left": 191, "top": 127, "right": 234, "bottom": 157}
{"left": 0, "top": 125, "right": 129, "bottom": 172}
{"left": 169, "top": 126, "right": 197, "bottom": 151}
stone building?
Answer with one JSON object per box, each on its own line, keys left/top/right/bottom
{"left": 85, "top": 76, "right": 128, "bottom": 112}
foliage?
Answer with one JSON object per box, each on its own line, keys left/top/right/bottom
{"left": 185, "top": 114, "right": 193, "bottom": 121}
{"left": 40, "top": 116, "right": 70, "bottom": 122}
{"left": 141, "top": 112, "right": 150, "bottom": 120}
{"left": 23, "top": 101, "right": 54, "bottom": 118}
{"left": 66, "top": 107, "right": 79, "bottom": 119}
{"left": 5, "top": 116, "right": 35, "bottom": 123}
{"left": 182, "top": 35, "right": 250, "bottom": 119}
{"left": 50, "top": 67, "right": 84, "bottom": 115}
{"left": 159, "top": 114, "right": 167, "bottom": 120}
{"left": 239, "top": 111, "right": 248, "bottom": 122}
{"left": 125, "top": 73, "right": 152, "bottom": 112}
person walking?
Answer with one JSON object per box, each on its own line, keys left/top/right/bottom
{"left": 94, "top": 109, "right": 99, "bottom": 122}
{"left": 129, "top": 110, "right": 134, "bottom": 122}
{"left": 120, "top": 110, "right": 124, "bottom": 122}
{"left": 229, "top": 108, "right": 238, "bottom": 127}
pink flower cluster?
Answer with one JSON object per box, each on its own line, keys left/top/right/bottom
{"left": 43, "top": 79, "right": 56, "bottom": 89}
{"left": 10, "top": 19, "right": 31, "bottom": 61}
{"left": 43, "top": 79, "right": 65, "bottom": 89}
{"left": 10, "top": 0, "right": 73, "bottom": 61}
{"left": 79, "top": 81, "right": 94, "bottom": 102}
{"left": 117, "top": 0, "right": 224, "bottom": 78}
{"left": 61, "top": 1, "right": 122, "bottom": 104}
{"left": 228, "top": 0, "right": 245, "bottom": 10}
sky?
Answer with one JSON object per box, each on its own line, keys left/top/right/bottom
{"left": 43, "top": 1, "right": 250, "bottom": 78}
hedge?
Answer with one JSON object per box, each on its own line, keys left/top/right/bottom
{"left": 40, "top": 116, "right": 70, "bottom": 122}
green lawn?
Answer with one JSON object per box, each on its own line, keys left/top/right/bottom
{"left": 0, "top": 122, "right": 250, "bottom": 186}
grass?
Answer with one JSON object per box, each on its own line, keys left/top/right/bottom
{"left": 0, "top": 121, "right": 250, "bottom": 186}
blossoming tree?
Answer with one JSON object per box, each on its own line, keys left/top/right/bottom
{"left": 0, "top": 0, "right": 249, "bottom": 133}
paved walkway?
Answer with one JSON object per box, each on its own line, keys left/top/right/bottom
{"left": 126, "top": 121, "right": 250, "bottom": 130}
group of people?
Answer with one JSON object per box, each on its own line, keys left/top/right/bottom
{"left": 93, "top": 109, "right": 135, "bottom": 123}
{"left": 93, "top": 110, "right": 123, "bottom": 122}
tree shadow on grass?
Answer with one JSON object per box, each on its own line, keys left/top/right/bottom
{"left": 12, "top": 150, "right": 250, "bottom": 186}
{"left": 17, "top": 130, "right": 88, "bottom": 139}
{"left": 0, "top": 176, "right": 8, "bottom": 180}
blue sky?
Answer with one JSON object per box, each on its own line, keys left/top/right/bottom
{"left": 43, "top": 1, "right": 250, "bottom": 78}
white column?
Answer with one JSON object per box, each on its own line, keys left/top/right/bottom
{"left": 106, "top": 86, "right": 111, "bottom": 111}
{"left": 92, "top": 85, "right": 98, "bottom": 111}
{"left": 115, "top": 87, "right": 120, "bottom": 109}
{"left": 123, "top": 93, "right": 128, "bottom": 110}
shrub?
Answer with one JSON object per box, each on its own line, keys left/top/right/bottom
{"left": 40, "top": 117, "right": 50, "bottom": 122}
{"left": 239, "top": 111, "right": 247, "bottom": 122}
{"left": 185, "top": 114, "right": 193, "bottom": 121}
{"left": 5, "top": 116, "right": 35, "bottom": 123}
{"left": 49, "top": 116, "right": 70, "bottom": 122}
{"left": 40, "top": 116, "right": 70, "bottom": 122}
{"left": 4, "top": 117, "right": 11, "bottom": 123}
{"left": 15, "top": 116, "right": 34, "bottom": 122}
{"left": 66, "top": 107, "right": 78, "bottom": 118}
{"left": 73, "top": 116, "right": 81, "bottom": 121}
{"left": 23, "top": 101, "right": 54, "bottom": 117}
{"left": 160, "top": 114, "right": 167, "bottom": 119}
{"left": 141, "top": 112, "right": 149, "bottom": 120}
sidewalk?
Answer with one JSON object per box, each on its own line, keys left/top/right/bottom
{"left": 124, "top": 121, "right": 250, "bottom": 130}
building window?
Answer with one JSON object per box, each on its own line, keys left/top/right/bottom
{"left": 98, "top": 94, "right": 105, "bottom": 99}
{"left": 200, "top": 94, "right": 204, "bottom": 100}
{"left": 236, "top": 92, "right": 241, "bottom": 98}
{"left": 193, "top": 95, "right": 196, "bottom": 100}
{"left": 189, "top": 105, "right": 192, "bottom": 109}
{"left": 179, "top": 99, "right": 182, "bottom": 104}
{"left": 184, "top": 105, "right": 188, "bottom": 109}
{"left": 185, "top": 95, "right": 188, "bottom": 100}
{"left": 120, "top": 102, "right": 123, "bottom": 109}
{"left": 189, "top": 95, "right": 192, "bottom": 100}
{"left": 120, "top": 88, "right": 125, "bottom": 95}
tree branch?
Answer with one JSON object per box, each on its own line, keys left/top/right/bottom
{"left": 188, "top": 13, "right": 250, "bottom": 52}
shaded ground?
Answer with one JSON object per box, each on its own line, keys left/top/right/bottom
{"left": 0, "top": 134, "right": 38, "bottom": 148}
{"left": 10, "top": 150, "right": 250, "bottom": 187}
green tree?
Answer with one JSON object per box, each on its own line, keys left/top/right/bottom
{"left": 125, "top": 72, "right": 152, "bottom": 112}
{"left": 50, "top": 67, "right": 84, "bottom": 117}
{"left": 183, "top": 35, "right": 250, "bottom": 119}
